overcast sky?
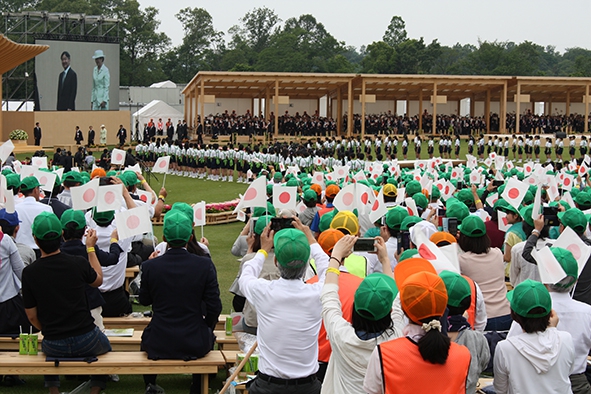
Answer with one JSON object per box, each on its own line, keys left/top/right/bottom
{"left": 141, "top": 0, "right": 591, "bottom": 53}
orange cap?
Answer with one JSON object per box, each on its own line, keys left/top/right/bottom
{"left": 394, "top": 258, "right": 436, "bottom": 290}
{"left": 91, "top": 168, "right": 107, "bottom": 179}
{"left": 310, "top": 183, "right": 322, "bottom": 197}
{"left": 318, "top": 229, "right": 345, "bottom": 255}
{"left": 400, "top": 271, "right": 448, "bottom": 324}
{"left": 325, "top": 184, "right": 341, "bottom": 198}
{"left": 429, "top": 232, "right": 457, "bottom": 246}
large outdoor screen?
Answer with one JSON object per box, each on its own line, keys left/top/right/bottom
{"left": 35, "top": 40, "right": 119, "bottom": 111}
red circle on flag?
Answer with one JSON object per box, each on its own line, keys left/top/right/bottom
{"left": 195, "top": 208, "right": 203, "bottom": 221}
{"left": 507, "top": 188, "right": 520, "bottom": 199}
{"left": 361, "top": 192, "right": 369, "bottom": 204}
{"left": 343, "top": 192, "right": 354, "bottom": 206}
{"left": 83, "top": 189, "right": 95, "bottom": 203}
{"left": 40, "top": 176, "right": 47, "bottom": 185}
{"left": 418, "top": 244, "right": 436, "bottom": 260}
{"left": 115, "top": 153, "right": 123, "bottom": 161}
{"left": 127, "top": 215, "right": 140, "bottom": 229}
{"left": 140, "top": 195, "right": 147, "bottom": 202}
{"left": 104, "top": 191, "right": 115, "bottom": 204}
{"left": 567, "top": 244, "right": 581, "bottom": 260}
{"left": 159, "top": 160, "right": 167, "bottom": 168}
{"left": 445, "top": 186, "right": 450, "bottom": 194}
{"left": 372, "top": 200, "right": 379, "bottom": 211}
{"left": 338, "top": 169, "right": 344, "bottom": 176}
{"left": 279, "top": 192, "right": 290, "bottom": 204}
{"left": 565, "top": 178, "right": 571, "bottom": 186}
{"left": 437, "top": 183, "right": 443, "bottom": 190}
{"left": 244, "top": 188, "right": 257, "bottom": 201}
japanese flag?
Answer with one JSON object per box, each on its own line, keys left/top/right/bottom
{"left": 415, "top": 161, "right": 427, "bottom": 170}
{"left": 532, "top": 246, "right": 568, "bottom": 284}
{"left": 111, "top": 149, "right": 127, "bottom": 165}
{"left": 353, "top": 170, "right": 367, "bottom": 183}
{"left": 531, "top": 187, "right": 542, "bottom": 220}
{"left": 524, "top": 162, "right": 534, "bottom": 176}
{"left": 53, "top": 167, "right": 64, "bottom": 181}
{"left": 97, "top": 184, "right": 123, "bottom": 212}
{"left": 32, "top": 156, "right": 48, "bottom": 169}
{"left": 553, "top": 227, "right": 591, "bottom": 275}
{"left": 356, "top": 184, "right": 375, "bottom": 215}
{"left": 434, "top": 179, "right": 446, "bottom": 193}
{"left": 413, "top": 229, "right": 459, "bottom": 273}
{"left": 547, "top": 177, "right": 560, "bottom": 202}
{"left": 466, "top": 155, "right": 477, "bottom": 169}
{"left": 506, "top": 161, "right": 515, "bottom": 171}
{"left": 395, "top": 187, "right": 405, "bottom": 205}
{"left": 441, "top": 181, "right": 456, "bottom": 200}
{"left": 469, "top": 171, "right": 481, "bottom": 185}
{"left": 193, "top": 201, "right": 206, "bottom": 226}
{"left": 333, "top": 183, "right": 357, "bottom": 212}
{"left": 484, "top": 157, "right": 493, "bottom": 168}
{"left": 238, "top": 176, "right": 267, "bottom": 209}
{"left": 585, "top": 155, "right": 591, "bottom": 166}
{"left": 237, "top": 210, "right": 246, "bottom": 222}
{"left": 0, "top": 140, "right": 14, "bottom": 164}
{"left": 404, "top": 197, "right": 419, "bottom": 217}
{"left": 451, "top": 168, "right": 462, "bottom": 180}
{"left": 562, "top": 173, "right": 574, "bottom": 191}
{"left": 325, "top": 172, "right": 335, "bottom": 181}
{"left": 126, "top": 163, "right": 142, "bottom": 173}
{"left": 563, "top": 191, "right": 576, "bottom": 209}
{"left": 152, "top": 156, "right": 170, "bottom": 174}
{"left": 296, "top": 201, "right": 307, "bottom": 215}
{"left": 136, "top": 189, "right": 156, "bottom": 206}
{"left": 279, "top": 163, "right": 285, "bottom": 172}
{"left": 369, "top": 188, "right": 388, "bottom": 223}
{"left": 12, "top": 160, "right": 22, "bottom": 175}
{"left": 497, "top": 211, "right": 511, "bottom": 232}
{"left": 334, "top": 165, "right": 350, "bottom": 180}
{"left": 115, "top": 205, "right": 153, "bottom": 240}
{"left": 313, "top": 157, "right": 323, "bottom": 166}
{"left": 495, "top": 156, "right": 505, "bottom": 170}
{"left": 501, "top": 178, "right": 528, "bottom": 210}
{"left": 568, "top": 162, "right": 578, "bottom": 172}
{"left": 71, "top": 178, "right": 99, "bottom": 210}
{"left": 312, "top": 171, "right": 325, "bottom": 186}
{"left": 489, "top": 152, "right": 497, "bottom": 160}
{"left": 19, "top": 165, "right": 37, "bottom": 179}
{"left": 273, "top": 185, "right": 297, "bottom": 211}
{"left": 579, "top": 163, "right": 589, "bottom": 177}
{"left": 34, "top": 170, "right": 56, "bottom": 193}
{"left": 486, "top": 192, "right": 499, "bottom": 208}
{"left": 495, "top": 171, "right": 504, "bottom": 181}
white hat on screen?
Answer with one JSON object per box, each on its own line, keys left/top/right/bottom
{"left": 92, "top": 49, "right": 105, "bottom": 59}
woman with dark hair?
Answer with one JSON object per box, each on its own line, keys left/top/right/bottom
{"left": 458, "top": 215, "right": 512, "bottom": 331}
{"left": 364, "top": 258, "right": 471, "bottom": 393}
{"left": 320, "top": 235, "right": 403, "bottom": 393}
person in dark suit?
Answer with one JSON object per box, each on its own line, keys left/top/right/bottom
{"left": 74, "top": 126, "right": 83, "bottom": 145}
{"left": 33, "top": 122, "right": 42, "bottom": 146}
{"left": 57, "top": 51, "right": 77, "bottom": 111}
{"left": 87, "top": 126, "right": 95, "bottom": 147}
{"left": 139, "top": 210, "right": 221, "bottom": 394}
{"left": 116, "top": 125, "right": 127, "bottom": 147}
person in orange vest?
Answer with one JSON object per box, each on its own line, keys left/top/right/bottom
{"left": 440, "top": 270, "right": 490, "bottom": 394}
{"left": 364, "top": 258, "right": 471, "bottom": 394}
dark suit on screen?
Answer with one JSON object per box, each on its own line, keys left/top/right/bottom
{"left": 57, "top": 67, "right": 77, "bottom": 111}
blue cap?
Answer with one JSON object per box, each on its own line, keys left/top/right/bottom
{"left": 0, "top": 209, "right": 20, "bottom": 226}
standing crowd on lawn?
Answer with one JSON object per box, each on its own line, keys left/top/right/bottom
{"left": 4, "top": 135, "right": 591, "bottom": 393}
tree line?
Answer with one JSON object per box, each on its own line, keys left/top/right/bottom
{"left": 4, "top": 0, "right": 591, "bottom": 88}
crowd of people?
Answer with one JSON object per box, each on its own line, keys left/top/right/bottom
{"left": 4, "top": 140, "right": 591, "bottom": 393}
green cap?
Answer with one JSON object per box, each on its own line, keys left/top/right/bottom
{"left": 431, "top": 185, "right": 441, "bottom": 200}
{"left": 575, "top": 192, "right": 591, "bottom": 208}
{"left": 122, "top": 171, "right": 140, "bottom": 187}
{"left": 32, "top": 212, "right": 62, "bottom": 240}
{"left": 20, "top": 176, "right": 41, "bottom": 191}
{"left": 439, "top": 271, "right": 471, "bottom": 308}
{"left": 364, "top": 227, "right": 381, "bottom": 238}
{"left": 273, "top": 172, "right": 283, "bottom": 181}
{"left": 106, "top": 170, "right": 118, "bottom": 177}
{"left": 459, "top": 215, "right": 486, "bottom": 237}
{"left": 550, "top": 200, "right": 570, "bottom": 211}
{"left": 550, "top": 247, "right": 578, "bottom": 288}
{"left": 303, "top": 189, "right": 317, "bottom": 203}
{"left": 92, "top": 207, "right": 115, "bottom": 225}
{"left": 60, "top": 209, "right": 86, "bottom": 230}
{"left": 170, "top": 202, "right": 194, "bottom": 223}
{"left": 62, "top": 171, "right": 83, "bottom": 184}
{"left": 401, "top": 215, "right": 423, "bottom": 231}
{"left": 507, "top": 279, "right": 552, "bottom": 318}
{"left": 519, "top": 204, "right": 534, "bottom": 227}
{"left": 446, "top": 200, "right": 469, "bottom": 221}
{"left": 354, "top": 273, "right": 398, "bottom": 321}
{"left": 412, "top": 193, "right": 428, "bottom": 210}
{"left": 385, "top": 206, "right": 409, "bottom": 231}
{"left": 399, "top": 248, "right": 418, "bottom": 262}
{"left": 266, "top": 184, "right": 274, "bottom": 195}
{"left": 5, "top": 173, "right": 21, "bottom": 189}
{"left": 254, "top": 215, "right": 273, "bottom": 235}
{"left": 273, "top": 228, "right": 310, "bottom": 269}
{"left": 319, "top": 209, "right": 337, "bottom": 233}
{"left": 405, "top": 180, "right": 422, "bottom": 196}
{"left": 286, "top": 179, "right": 299, "bottom": 187}
{"left": 252, "top": 202, "right": 276, "bottom": 218}
{"left": 558, "top": 208, "right": 588, "bottom": 234}
{"left": 163, "top": 210, "right": 193, "bottom": 246}
{"left": 457, "top": 189, "right": 474, "bottom": 206}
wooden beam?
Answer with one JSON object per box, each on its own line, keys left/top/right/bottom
{"left": 418, "top": 89, "right": 423, "bottom": 131}
{"left": 586, "top": 84, "right": 589, "bottom": 133}
{"left": 516, "top": 81, "right": 521, "bottom": 134}
{"left": 485, "top": 89, "right": 491, "bottom": 132}
{"left": 274, "top": 80, "right": 279, "bottom": 136}
{"left": 347, "top": 80, "right": 353, "bottom": 137}
{"left": 501, "top": 81, "right": 507, "bottom": 133}
{"left": 432, "top": 83, "right": 437, "bottom": 135}
{"left": 361, "top": 79, "right": 366, "bottom": 138}
{"left": 200, "top": 80, "right": 205, "bottom": 130}
{"left": 337, "top": 87, "right": 343, "bottom": 136}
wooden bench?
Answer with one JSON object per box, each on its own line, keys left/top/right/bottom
{"left": 214, "top": 330, "right": 239, "bottom": 350}
{"left": 0, "top": 331, "right": 143, "bottom": 352}
{"left": 104, "top": 316, "right": 151, "bottom": 330}
{"left": 0, "top": 351, "right": 225, "bottom": 393}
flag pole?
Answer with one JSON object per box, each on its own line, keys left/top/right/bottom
{"left": 201, "top": 224, "right": 204, "bottom": 241}
{"left": 162, "top": 172, "right": 167, "bottom": 189}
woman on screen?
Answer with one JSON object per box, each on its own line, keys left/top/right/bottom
{"left": 91, "top": 49, "right": 110, "bottom": 111}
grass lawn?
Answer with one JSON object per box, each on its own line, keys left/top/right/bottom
{"left": 4, "top": 138, "right": 582, "bottom": 393}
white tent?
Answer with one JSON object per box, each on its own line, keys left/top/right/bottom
{"left": 149, "top": 80, "right": 176, "bottom": 88}
{"left": 132, "top": 100, "right": 183, "bottom": 129}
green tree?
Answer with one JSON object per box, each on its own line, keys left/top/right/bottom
{"left": 361, "top": 41, "right": 397, "bottom": 74}
{"left": 383, "top": 16, "right": 408, "bottom": 48}
{"left": 234, "top": 7, "right": 281, "bottom": 53}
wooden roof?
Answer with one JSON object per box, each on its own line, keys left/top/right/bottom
{"left": 183, "top": 71, "right": 591, "bottom": 103}
{"left": 0, "top": 35, "right": 49, "bottom": 74}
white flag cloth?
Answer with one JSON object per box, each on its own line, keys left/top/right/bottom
{"left": 53, "top": 167, "right": 64, "bottom": 180}
{"left": 126, "top": 163, "right": 142, "bottom": 173}
{"left": 0, "top": 140, "right": 14, "bottom": 164}
{"left": 353, "top": 170, "right": 367, "bottom": 183}
{"left": 115, "top": 206, "right": 153, "bottom": 240}
{"left": 296, "top": 201, "right": 307, "bottom": 215}
{"left": 561, "top": 173, "right": 575, "bottom": 191}
{"left": 334, "top": 165, "right": 350, "bottom": 180}
{"left": 136, "top": 189, "right": 156, "bottom": 207}
{"left": 369, "top": 188, "right": 388, "bottom": 223}
{"left": 34, "top": 170, "right": 56, "bottom": 193}
{"left": 19, "top": 165, "right": 37, "bottom": 180}
{"left": 273, "top": 185, "right": 297, "bottom": 211}
{"left": 404, "top": 197, "right": 419, "bottom": 217}
{"left": 239, "top": 176, "right": 267, "bottom": 209}
{"left": 413, "top": 230, "right": 459, "bottom": 273}
{"left": 71, "top": 178, "right": 99, "bottom": 210}
{"left": 111, "top": 149, "right": 127, "bottom": 165}
{"left": 333, "top": 183, "right": 357, "bottom": 212}
{"left": 31, "top": 156, "right": 48, "bottom": 169}
{"left": 563, "top": 191, "right": 576, "bottom": 209}
{"left": 97, "top": 184, "right": 123, "bottom": 212}
{"left": 531, "top": 187, "right": 542, "bottom": 220}
{"left": 237, "top": 210, "right": 246, "bottom": 222}
{"left": 193, "top": 201, "right": 206, "bottom": 226}
{"left": 553, "top": 227, "right": 591, "bottom": 275}
{"left": 497, "top": 211, "right": 511, "bottom": 232}
{"left": 312, "top": 171, "right": 325, "bottom": 187}
{"left": 501, "top": 178, "right": 529, "bottom": 210}
{"left": 486, "top": 192, "right": 499, "bottom": 208}
{"left": 152, "top": 156, "right": 170, "bottom": 174}
{"left": 440, "top": 181, "right": 456, "bottom": 200}
{"left": 532, "top": 246, "right": 568, "bottom": 284}
{"left": 355, "top": 184, "right": 375, "bottom": 215}
{"left": 547, "top": 177, "right": 560, "bottom": 202}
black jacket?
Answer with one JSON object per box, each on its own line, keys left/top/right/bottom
{"left": 57, "top": 68, "right": 77, "bottom": 111}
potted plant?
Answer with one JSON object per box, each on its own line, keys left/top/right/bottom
{"left": 9, "top": 129, "right": 28, "bottom": 145}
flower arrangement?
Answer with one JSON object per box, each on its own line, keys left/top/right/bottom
{"left": 206, "top": 199, "right": 240, "bottom": 213}
{"left": 9, "top": 129, "right": 28, "bottom": 140}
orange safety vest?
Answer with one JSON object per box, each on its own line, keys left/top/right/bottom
{"left": 307, "top": 272, "right": 363, "bottom": 363}
{"left": 378, "top": 337, "right": 470, "bottom": 394}
{"left": 462, "top": 275, "right": 477, "bottom": 329}
{"left": 317, "top": 205, "right": 335, "bottom": 218}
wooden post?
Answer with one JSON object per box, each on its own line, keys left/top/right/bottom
{"left": 393, "top": 99, "right": 397, "bottom": 116}
{"left": 585, "top": 84, "right": 589, "bottom": 133}
{"left": 566, "top": 90, "right": 571, "bottom": 116}
{"left": 337, "top": 88, "right": 343, "bottom": 136}
{"left": 274, "top": 80, "right": 279, "bottom": 136}
{"left": 432, "top": 82, "right": 437, "bottom": 135}
{"left": 485, "top": 89, "right": 491, "bottom": 132}
{"left": 347, "top": 80, "right": 353, "bottom": 137}
{"left": 470, "top": 94, "right": 475, "bottom": 117}
{"left": 515, "top": 81, "right": 521, "bottom": 134}
{"left": 188, "top": 89, "right": 193, "bottom": 130}
{"left": 501, "top": 81, "right": 507, "bottom": 134}
{"left": 456, "top": 100, "right": 461, "bottom": 116}
{"left": 326, "top": 93, "right": 330, "bottom": 119}
{"left": 184, "top": 87, "right": 189, "bottom": 125}
{"left": 418, "top": 89, "right": 423, "bottom": 132}
{"left": 548, "top": 96, "right": 552, "bottom": 116}
{"left": 265, "top": 86, "right": 270, "bottom": 121}
{"left": 258, "top": 97, "right": 262, "bottom": 117}
{"left": 406, "top": 97, "right": 410, "bottom": 116}
{"left": 361, "top": 80, "right": 366, "bottom": 138}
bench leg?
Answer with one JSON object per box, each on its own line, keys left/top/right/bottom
{"left": 201, "top": 374, "right": 208, "bottom": 394}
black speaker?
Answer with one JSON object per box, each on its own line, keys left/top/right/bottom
{"left": 555, "top": 132, "right": 567, "bottom": 139}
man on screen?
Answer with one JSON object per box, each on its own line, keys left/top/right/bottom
{"left": 91, "top": 49, "right": 110, "bottom": 111}
{"left": 57, "top": 51, "right": 77, "bottom": 111}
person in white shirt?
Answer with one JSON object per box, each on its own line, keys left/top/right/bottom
{"left": 494, "top": 279, "right": 575, "bottom": 394}
{"left": 14, "top": 176, "right": 52, "bottom": 258}
{"left": 239, "top": 218, "right": 327, "bottom": 394}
